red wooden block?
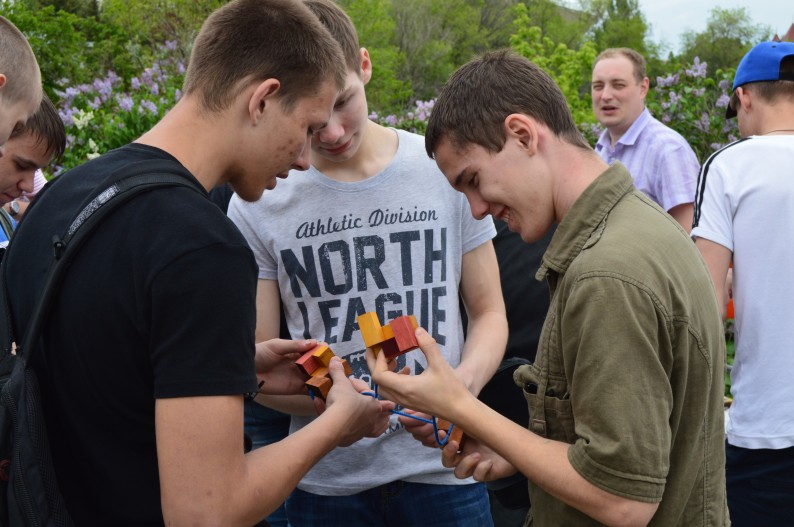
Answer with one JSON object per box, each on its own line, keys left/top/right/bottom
{"left": 380, "top": 338, "right": 402, "bottom": 360}
{"left": 389, "top": 315, "right": 419, "bottom": 353}
{"left": 295, "top": 351, "right": 322, "bottom": 377}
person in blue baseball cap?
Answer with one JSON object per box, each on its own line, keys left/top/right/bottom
{"left": 693, "top": 39, "right": 794, "bottom": 527}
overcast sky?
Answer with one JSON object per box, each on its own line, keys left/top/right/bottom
{"left": 638, "top": 0, "right": 794, "bottom": 54}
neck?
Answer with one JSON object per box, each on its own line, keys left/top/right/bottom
{"left": 552, "top": 141, "right": 609, "bottom": 222}
{"left": 312, "top": 120, "right": 398, "bottom": 182}
{"left": 135, "top": 97, "right": 234, "bottom": 191}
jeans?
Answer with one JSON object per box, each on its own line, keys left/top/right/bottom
{"left": 286, "top": 481, "right": 493, "bottom": 527}
{"left": 726, "top": 440, "right": 794, "bottom": 526}
{"left": 245, "top": 400, "right": 292, "bottom": 527}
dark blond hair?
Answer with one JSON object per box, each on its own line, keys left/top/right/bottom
{"left": 594, "top": 47, "right": 647, "bottom": 83}
{"left": 0, "top": 16, "right": 41, "bottom": 106}
{"left": 182, "top": 0, "right": 346, "bottom": 113}
{"left": 426, "top": 49, "right": 589, "bottom": 157}
{"left": 304, "top": 0, "right": 361, "bottom": 73}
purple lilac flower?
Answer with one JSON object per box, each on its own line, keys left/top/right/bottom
{"left": 151, "top": 83, "right": 160, "bottom": 96}
{"left": 88, "top": 96, "right": 102, "bottom": 110}
{"left": 719, "top": 80, "right": 731, "bottom": 91}
{"left": 59, "top": 107, "right": 76, "bottom": 127}
{"left": 139, "top": 100, "right": 158, "bottom": 114}
{"left": 116, "top": 94, "right": 134, "bottom": 112}
{"left": 710, "top": 143, "right": 723, "bottom": 151}
{"left": 368, "top": 111, "right": 379, "bottom": 121}
{"left": 686, "top": 57, "right": 708, "bottom": 78}
{"left": 165, "top": 40, "right": 178, "bottom": 51}
{"left": 385, "top": 115, "right": 398, "bottom": 126}
{"left": 695, "top": 112, "right": 710, "bottom": 132}
{"left": 716, "top": 94, "right": 730, "bottom": 108}
{"left": 177, "top": 62, "right": 186, "bottom": 75}
{"left": 175, "top": 89, "right": 182, "bottom": 102}
{"left": 131, "top": 77, "right": 142, "bottom": 90}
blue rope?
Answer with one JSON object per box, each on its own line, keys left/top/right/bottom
{"left": 362, "top": 385, "right": 455, "bottom": 447}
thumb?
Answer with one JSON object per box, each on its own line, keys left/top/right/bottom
{"left": 327, "top": 357, "right": 351, "bottom": 384}
{"left": 415, "top": 327, "right": 444, "bottom": 367}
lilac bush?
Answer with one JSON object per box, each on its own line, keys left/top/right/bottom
{"left": 646, "top": 57, "right": 739, "bottom": 162}
{"left": 53, "top": 42, "right": 186, "bottom": 174}
{"left": 369, "top": 99, "right": 435, "bottom": 135}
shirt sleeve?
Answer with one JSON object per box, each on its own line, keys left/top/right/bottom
{"left": 149, "top": 242, "right": 259, "bottom": 398}
{"left": 691, "top": 160, "right": 734, "bottom": 251}
{"left": 653, "top": 140, "right": 700, "bottom": 212}
{"left": 563, "top": 275, "right": 671, "bottom": 501}
{"left": 228, "top": 195, "right": 279, "bottom": 280}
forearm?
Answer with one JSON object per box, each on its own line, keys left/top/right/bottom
{"left": 253, "top": 393, "right": 315, "bottom": 415}
{"left": 455, "top": 309, "right": 508, "bottom": 396}
{"left": 458, "top": 397, "right": 657, "bottom": 527}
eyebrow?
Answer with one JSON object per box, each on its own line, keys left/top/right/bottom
{"left": 453, "top": 167, "right": 472, "bottom": 189}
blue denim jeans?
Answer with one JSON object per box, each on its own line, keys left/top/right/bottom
{"left": 286, "top": 481, "right": 493, "bottom": 527}
{"left": 245, "top": 400, "right": 292, "bottom": 527}
{"left": 726, "top": 440, "right": 794, "bottom": 527}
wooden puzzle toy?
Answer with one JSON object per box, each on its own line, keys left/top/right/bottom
{"left": 295, "top": 343, "right": 352, "bottom": 401}
{"left": 357, "top": 312, "right": 419, "bottom": 359}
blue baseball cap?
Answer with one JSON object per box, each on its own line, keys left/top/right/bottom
{"left": 726, "top": 41, "right": 794, "bottom": 118}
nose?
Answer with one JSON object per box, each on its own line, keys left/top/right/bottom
{"left": 291, "top": 136, "right": 312, "bottom": 171}
{"left": 19, "top": 170, "right": 36, "bottom": 194}
{"left": 466, "top": 192, "right": 490, "bottom": 220}
{"left": 314, "top": 115, "right": 344, "bottom": 145}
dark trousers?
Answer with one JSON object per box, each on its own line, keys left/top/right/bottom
{"left": 726, "top": 440, "right": 794, "bottom": 526}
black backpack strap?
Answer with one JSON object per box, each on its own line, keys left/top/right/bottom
{"left": 14, "top": 169, "right": 204, "bottom": 361}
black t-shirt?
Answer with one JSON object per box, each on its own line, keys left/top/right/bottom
{"left": 6, "top": 144, "right": 258, "bottom": 525}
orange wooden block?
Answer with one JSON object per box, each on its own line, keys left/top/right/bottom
{"left": 436, "top": 419, "right": 467, "bottom": 451}
{"left": 389, "top": 315, "right": 419, "bottom": 353}
{"left": 306, "top": 375, "right": 332, "bottom": 401}
{"left": 339, "top": 358, "right": 353, "bottom": 376}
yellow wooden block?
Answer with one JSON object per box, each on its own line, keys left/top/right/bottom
{"left": 357, "top": 312, "right": 386, "bottom": 347}
{"left": 311, "top": 344, "right": 334, "bottom": 367}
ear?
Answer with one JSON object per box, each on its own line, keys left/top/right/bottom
{"left": 504, "top": 113, "right": 538, "bottom": 156}
{"left": 737, "top": 87, "right": 752, "bottom": 113}
{"left": 0, "top": 74, "right": 6, "bottom": 89}
{"left": 248, "top": 78, "right": 282, "bottom": 125}
{"left": 359, "top": 48, "right": 373, "bottom": 85}
{"left": 639, "top": 76, "right": 650, "bottom": 98}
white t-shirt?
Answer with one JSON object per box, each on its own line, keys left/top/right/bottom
{"left": 692, "top": 134, "right": 794, "bottom": 449}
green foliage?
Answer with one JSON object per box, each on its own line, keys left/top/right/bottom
{"left": 2, "top": 3, "right": 137, "bottom": 100}
{"left": 679, "top": 7, "right": 773, "bottom": 76}
{"left": 645, "top": 58, "right": 739, "bottom": 163}
{"left": 99, "top": 0, "right": 223, "bottom": 54}
{"left": 584, "top": 0, "right": 651, "bottom": 57}
{"left": 510, "top": 3, "right": 599, "bottom": 126}
{"left": 341, "top": 0, "right": 413, "bottom": 114}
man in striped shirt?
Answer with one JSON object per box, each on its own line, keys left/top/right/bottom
{"left": 592, "top": 47, "right": 699, "bottom": 232}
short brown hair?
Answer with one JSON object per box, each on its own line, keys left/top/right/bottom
{"left": 304, "top": 0, "right": 361, "bottom": 73}
{"left": 11, "top": 94, "right": 66, "bottom": 163}
{"left": 737, "top": 56, "right": 794, "bottom": 108}
{"left": 426, "top": 49, "right": 589, "bottom": 157}
{"left": 182, "top": 0, "right": 346, "bottom": 113}
{"left": 0, "top": 16, "right": 42, "bottom": 106}
{"left": 594, "top": 47, "right": 647, "bottom": 83}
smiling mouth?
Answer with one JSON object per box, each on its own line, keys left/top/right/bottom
{"left": 323, "top": 138, "right": 352, "bottom": 155}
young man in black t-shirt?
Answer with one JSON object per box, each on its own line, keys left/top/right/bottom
{"left": 4, "top": 1, "right": 391, "bottom": 525}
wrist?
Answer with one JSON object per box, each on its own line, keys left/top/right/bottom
{"left": 6, "top": 200, "right": 20, "bottom": 217}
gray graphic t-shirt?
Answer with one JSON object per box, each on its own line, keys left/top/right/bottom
{"left": 229, "top": 129, "right": 495, "bottom": 495}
